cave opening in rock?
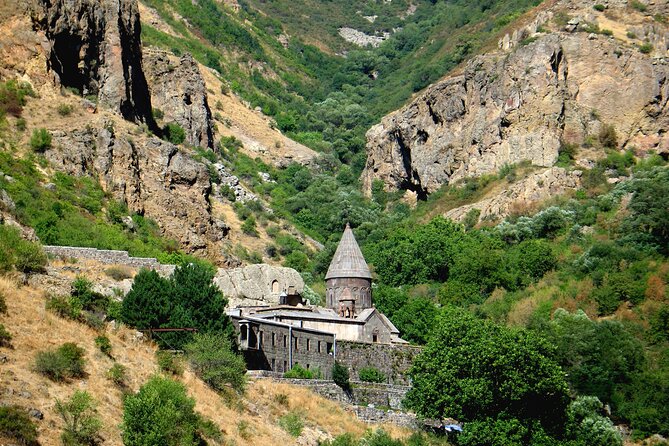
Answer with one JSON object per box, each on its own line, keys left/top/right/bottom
{"left": 48, "top": 32, "right": 97, "bottom": 95}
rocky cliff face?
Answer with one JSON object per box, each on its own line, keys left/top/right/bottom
{"left": 31, "top": 0, "right": 154, "bottom": 125}
{"left": 143, "top": 50, "right": 215, "bottom": 148}
{"left": 363, "top": 3, "right": 669, "bottom": 196}
{"left": 44, "top": 119, "right": 229, "bottom": 252}
{"left": 15, "top": 0, "right": 231, "bottom": 257}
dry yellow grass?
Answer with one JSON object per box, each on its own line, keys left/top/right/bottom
{"left": 0, "top": 275, "right": 411, "bottom": 445}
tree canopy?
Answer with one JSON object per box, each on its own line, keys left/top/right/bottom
{"left": 120, "top": 263, "right": 233, "bottom": 349}
{"left": 406, "top": 307, "right": 570, "bottom": 440}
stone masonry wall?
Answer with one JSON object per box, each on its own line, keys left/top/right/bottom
{"left": 336, "top": 341, "right": 421, "bottom": 385}
{"left": 43, "top": 245, "right": 173, "bottom": 271}
{"left": 252, "top": 374, "right": 411, "bottom": 411}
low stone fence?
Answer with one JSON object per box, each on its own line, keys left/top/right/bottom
{"left": 351, "top": 406, "right": 419, "bottom": 429}
{"left": 43, "top": 246, "right": 174, "bottom": 273}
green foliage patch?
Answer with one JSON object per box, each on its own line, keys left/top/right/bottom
{"left": 56, "top": 391, "right": 102, "bottom": 446}
{"left": 121, "top": 375, "right": 217, "bottom": 446}
{"left": 184, "top": 332, "right": 247, "bottom": 393}
{"left": 120, "top": 263, "right": 233, "bottom": 350}
{"left": 0, "top": 405, "right": 39, "bottom": 446}
{"left": 34, "top": 342, "right": 86, "bottom": 382}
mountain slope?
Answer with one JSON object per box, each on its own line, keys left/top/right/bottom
{"left": 0, "top": 274, "right": 411, "bottom": 445}
{"left": 363, "top": 0, "right": 669, "bottom": 201}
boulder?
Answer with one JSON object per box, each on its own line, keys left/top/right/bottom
{"left": 214, "top": 264, "right": 304, "bottom": 308}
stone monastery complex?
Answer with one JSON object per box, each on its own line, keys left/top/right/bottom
{"left": 228, "top": 224, "right": 408, "bottom": 379}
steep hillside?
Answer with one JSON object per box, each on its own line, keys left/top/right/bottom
{"left": 0, "top": 274, "right": 412, "bottom": 445}
{"left": 363, "top": 0, "right": 669, "bottom": 206}
{"left": 0, "top": 0, "right": 324, "bottom": 268}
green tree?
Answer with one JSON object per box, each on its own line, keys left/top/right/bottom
{"left": 121, "top": 375, "right": 203, "bottom": 446}
{"left": 405, "top": 307, "right": 570, "bottom": 437}
{"left": 332, "top": 361, "right": 351, "bottom": 394}
{"left": 367, "top": 217, "right": 465, "bottom": 286}
{"left": 120, "top": 269, "right": 172, "bottom": 330}
{"left": 184, "top": 332, "right": 247, "bottom": 393}
{"left": 565, "top": 396, "right": 622, "bottom": 446}
{"left": 619, "top": 167, "right": 669, "bottom": 254}
{"left": 542, "top": 309, "right": 644, "bottom": 404}
{"left": 56, "top": 391, "right": 102, "bottom": 446}
{"left": 165, "top": 263, "right": 232, "bottom": 349}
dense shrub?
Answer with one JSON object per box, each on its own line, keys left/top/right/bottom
{"left": 284, "top": 363, "right": 317, "bottom": 379}
{"left": 0, "top": 405, "right": 39, "bottom": 445}
{"left": 156, "top": 351, "right": 184, "bottom": 376}
{"left": 184, "top": 332, "right": 247, "bottom": 393}
{"left": 0, "top": 80, "right": 35, "bottom": 118}
{"left": 57, "top": 104, "right": 74, "bottom": 116}
{"left": 278, "top": 411, "right": 304, "bottom": 437}
{"left": 120, "top": 263, "right": 232, "bottom": 350}
{"left": 46, "top": 295, "right": 80, "bottom": 319}
{"left": 358, "top": 367, "right": 386, "bottom": 383}
{"left": 121, "top": 375, "right": 209, "bottom": 446}
{"left": 29, "top": 128, "right": 52, "bottom": 152}
{"left": 56, "top": 391, "right": 102, "bottom": 446}
{"left": 0, "top": 291, "right": 6, "bottom": 314}
{"left": 107, "top": 363, "right": 128, "bottom": 387}
{"left": 95, "top": 335, "right": 112, "bottom": 357}
{"left": 639, "top": 42, "right": 653, "bottom": 54}
{"left": 565, "top": 396, "right": 622, "bottom": 446}
{"left": 406, "top": 307, "right": 570, "bottom": 436}
{"left": 163, "top": 122, "right": 186, "bottom": 145}
{"left": 241, "top": 215, "right": 258, "bottom": 236}
{"left": 332, "top": 361, "right": 351, "bottom": 393}
{"left": 0, "top": 225, "right": 47, "bottom": 274}
{"left": 34, "top": 342, "right": 86, "bottom": 381}
{"left": 104, "top": 266, "right": 133, "bottom": 281}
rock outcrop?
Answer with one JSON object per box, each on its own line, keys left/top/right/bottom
{"left": 213, "top": 264, "right": 305, "bottom": 308}
{"left": 143, "top": 50, "right": 214, "bottom": 148}
{"left": 45, "top": 120, "right": 228, "bottom": 252}
{"left": 363, "top": 10, "right": 669, "bottom": 195}
{"left": 444, "top": 167, "right": 582, "bottom": 224}
{"left": 31, "top": 0, "right": 154, "bottom": 124}
{"left": 338, "top": 27, "right": 390, "bottom": 48}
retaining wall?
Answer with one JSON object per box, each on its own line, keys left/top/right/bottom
{"left": 252, "top": 374, "right": 411, "bottom": 410}
{"left": 336, "top": 341, "right": 421, "bottom": 385}
{"left": 43, "top": 246, "right": 175, "bottom": 274}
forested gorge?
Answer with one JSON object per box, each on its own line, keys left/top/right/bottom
{"left": 1, "top": 0, "right": 668, "bottom": 444}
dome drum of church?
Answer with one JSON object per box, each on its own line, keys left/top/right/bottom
{"left": 325, "top": 223, "right": 373, "bottom": 318}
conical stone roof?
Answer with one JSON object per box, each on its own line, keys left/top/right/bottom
{"left": 325, "top": 223, "right": 372, "bottom": 280}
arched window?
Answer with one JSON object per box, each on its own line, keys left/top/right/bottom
{"left": 271, "top": 280, "right": 279, "bottom": 293}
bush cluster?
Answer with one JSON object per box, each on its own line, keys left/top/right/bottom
{"left": 358, "top": 367, "right": 386, "bottom": 383}
{"left": 0, "top": 225, "right": 47, "bottom": 274}
{"left": 121, "top": 375, "right": 219, "bottom": 446}
{"left": 0, "top": 406, "right": 39, "bottom": 446}
{"left": 34, "top": 342, "right": 86, "bottom": 381}
{"left": 120, "top": 263, "right": 232, "bottom": 350}
{"left": 284, "top": 363, "right": 320, "bottom": 379}
{"left": 56, "top": 391, "right": 102, "bottom": 446}
{"left": 184, "top": 332, "right": 247, "bottom": 393}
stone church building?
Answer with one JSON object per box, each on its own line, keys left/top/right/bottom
{"left": 228, "top": 224, "right": 407, "bottom": 378}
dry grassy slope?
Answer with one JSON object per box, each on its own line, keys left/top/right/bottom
{"left": 0, "top": 275, "right": 410, "bottom": 445}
